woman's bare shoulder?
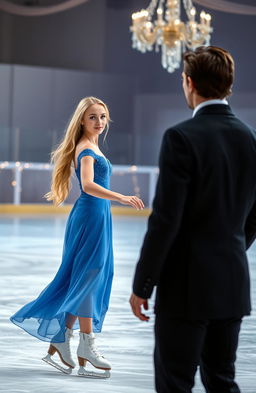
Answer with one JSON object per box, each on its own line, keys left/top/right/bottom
{"left": 75, "top": 142, "right": 95, "bottom": 156}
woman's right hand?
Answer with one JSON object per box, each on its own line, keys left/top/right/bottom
{"left": 119, "top": 195, "right": 144, "bottom": 210}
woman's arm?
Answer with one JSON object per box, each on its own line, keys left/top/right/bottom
{"left": 80, "top": 156, "right": 144, "bottom": 210}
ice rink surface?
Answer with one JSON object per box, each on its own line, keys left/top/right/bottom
{"left": 0, "top": 214, "right": 255, "bottom": 393}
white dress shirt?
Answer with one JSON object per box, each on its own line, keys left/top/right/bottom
{"left": 192, "top": 99, "right": 228, "bottom": 117}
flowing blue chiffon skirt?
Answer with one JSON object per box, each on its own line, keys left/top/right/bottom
{"left": 10, "top": 149, "right": 114, "bottom": 342}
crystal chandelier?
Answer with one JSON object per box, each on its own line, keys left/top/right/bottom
{"left": 130, "top": 0, "right": 213, "bottom": 73}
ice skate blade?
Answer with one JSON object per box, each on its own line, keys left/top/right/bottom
{"left": 78, "top": 366, "right": 110, "bottom": 379}
{"left": 42, "top": 354, "right": 72, "bottom": 375}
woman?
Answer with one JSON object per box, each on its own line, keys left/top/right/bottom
{"left": 10, "top": 96, "right": 144, "bottom": 378}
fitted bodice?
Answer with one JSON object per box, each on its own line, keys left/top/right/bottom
{"left": 75, "top": 148, "right": 112, "bottom": 194}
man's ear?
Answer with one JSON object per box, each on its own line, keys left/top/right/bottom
{"left": 187, "top": 76, "right": 195, "bottom": 92}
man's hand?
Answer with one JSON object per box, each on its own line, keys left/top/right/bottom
{"left": 129, "top": 293, "right": 150, "bottom": 321}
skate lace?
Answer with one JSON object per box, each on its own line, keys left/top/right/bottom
{"left": 67, "top": 342, "right": 72, "bottom": 356}
{"left": 66, "top": 331, "right": 73, "bottom": 355}
{"left": 89, "top": 338, "right": 104, "bottom": 359}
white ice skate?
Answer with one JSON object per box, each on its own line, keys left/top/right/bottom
{"left": 42, "top": 327, "right": 75, "bottom": 374}
{"left": 77, "top": 332, "right": 111, "bottom": 379}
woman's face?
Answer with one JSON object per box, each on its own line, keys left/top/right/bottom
{"left": 82, "top": 104, "right": 107, "bottom": 137}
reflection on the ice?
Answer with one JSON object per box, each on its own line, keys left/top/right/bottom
{"left": 0, "top": 215, "right": 255, "bottom": 393}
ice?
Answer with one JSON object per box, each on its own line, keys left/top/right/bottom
{"left": 0, "top": 214, "right": 255, "bottom": 393}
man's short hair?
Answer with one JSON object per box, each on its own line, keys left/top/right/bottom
{"left": 183, "top": 46, "right": 234, "bottom": 99}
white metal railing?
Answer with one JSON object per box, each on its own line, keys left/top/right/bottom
{"left": 0, "top": 161, "right": 159, "bottom": 207}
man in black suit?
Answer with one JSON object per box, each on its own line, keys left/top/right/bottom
{"left": 130, "top": 46, "right": 256, "bottom": 393}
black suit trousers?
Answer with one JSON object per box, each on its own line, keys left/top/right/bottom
{"left": 154, "top": 312, "right": 242, "bottom": 393}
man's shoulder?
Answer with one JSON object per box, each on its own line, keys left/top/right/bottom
{"left": 164, "top": 118, "right": 195, "bottom": 140}
{"left": 165, "top": 113, "right": 256, "bottom": 139}
{"left": 233, "top": 117, "right": 256, "bottom": 135}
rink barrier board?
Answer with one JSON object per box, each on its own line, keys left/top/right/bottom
{"left": 0, "top": 204, "right": 151, "bottom": 216}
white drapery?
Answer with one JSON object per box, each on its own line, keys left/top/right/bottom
{"left": 194, "top": 0, "right": 256, "bottom": 15}
{"left": 0, "top": 0, "right": 91, "bottom": 16}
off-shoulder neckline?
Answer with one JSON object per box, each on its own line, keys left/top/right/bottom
{"left": 75, "top": 148, "right": 108, "bottom": 170}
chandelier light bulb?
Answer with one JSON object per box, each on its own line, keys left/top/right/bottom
{"left": 205, "top": 13, "right": 211, "bottom": 25}
{"left": 140, "top": 10, "right": 148, "bottom": 18}
{"left": 190, "top": 7, "right": 196, "bottom": 21}
{"left": 190, "top": 7, "right": 196, "bottom": 16}
{"left": 130, "top": 0, "right": 213, "bottom": 73}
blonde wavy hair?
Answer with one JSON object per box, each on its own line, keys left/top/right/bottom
{"left": 44, "top": 96, "right": 110, "bottom": 206}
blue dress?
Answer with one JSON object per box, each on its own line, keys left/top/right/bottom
{"left": 10, "top": 149, "right": 114, "bottom": 342}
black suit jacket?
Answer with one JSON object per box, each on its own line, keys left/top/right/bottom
{"left": 133, "top": 104, "right": 256, "bottom": 319}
